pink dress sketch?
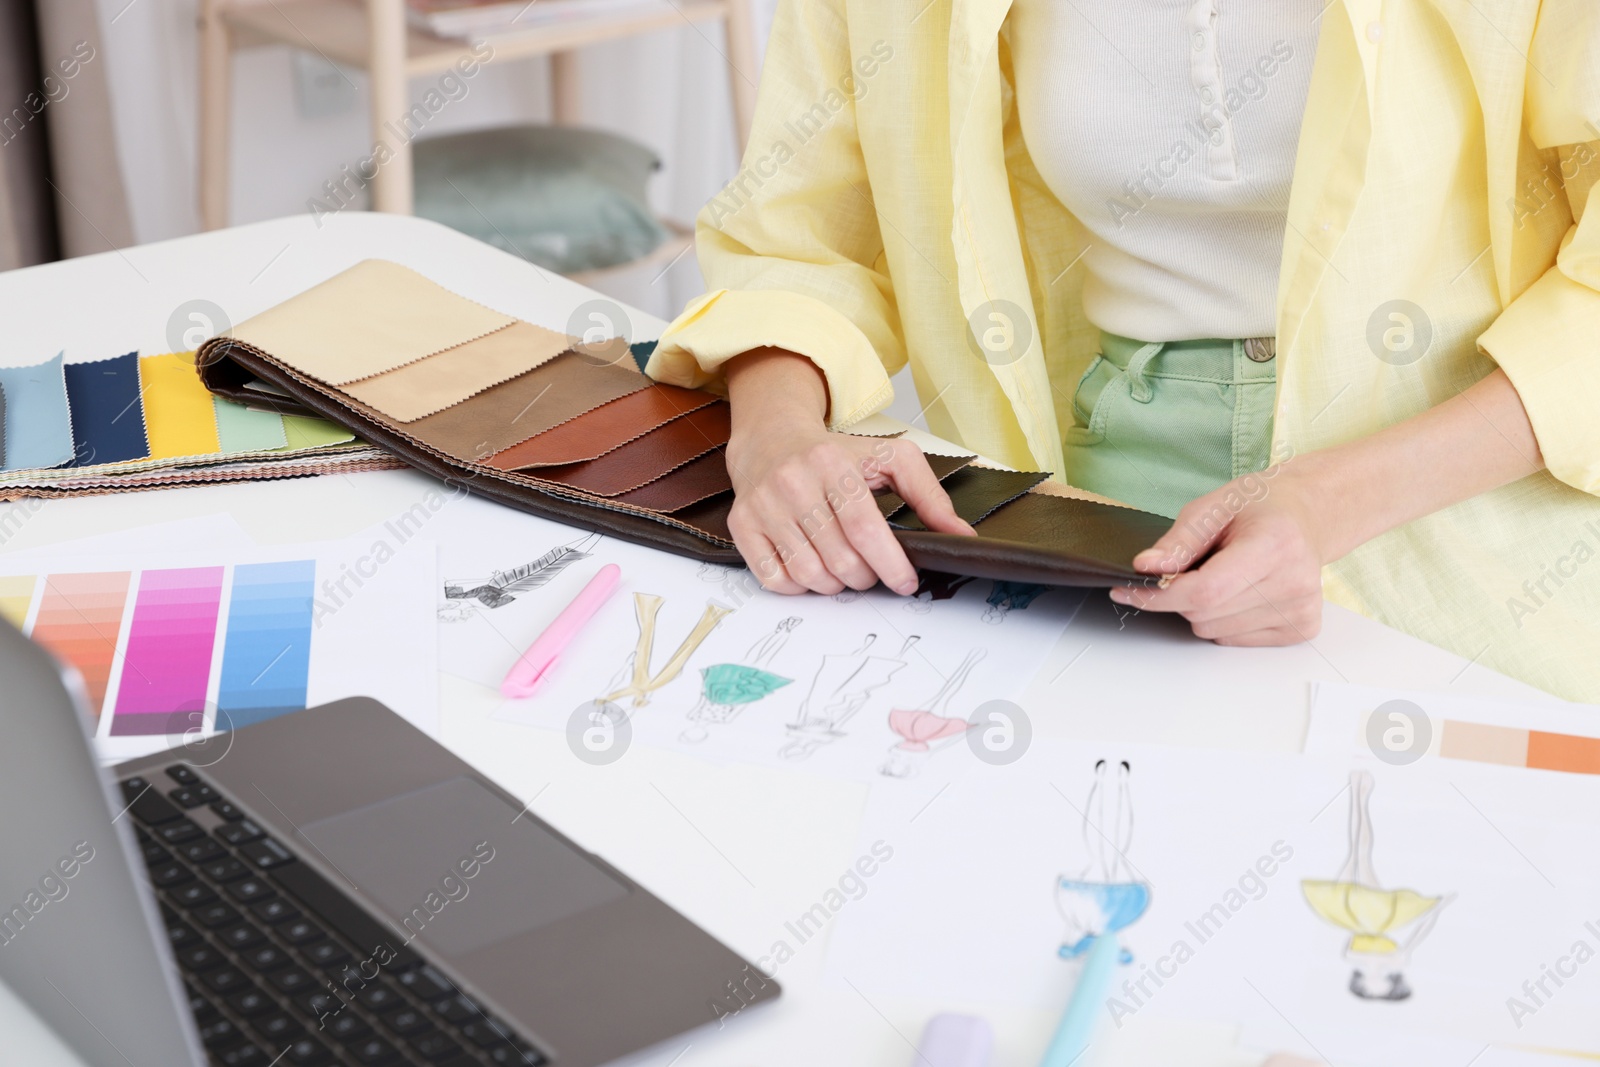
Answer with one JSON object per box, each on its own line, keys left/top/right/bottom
{"left": 1056, "top": 760, "right": 1150, "bottom": 964}
{"left": 878, "top": 648, "right": 985, "bottom": 778}
{"left": 680, "top": 617, "right": 801, "bottom": 743}
{"left": 779, "top": 634, "right": 917, "bottom": 760}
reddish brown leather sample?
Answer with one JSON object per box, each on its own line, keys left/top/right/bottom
{"left": 405, "top": 352, "right": 647, "bottom": 462}
{"left": 536, "top": 401, "right": 731, "bottom": 496}
{"left": 485, "top": 382, "right": 719, "bottom": 470}
{"left": 613, "top": 450, "right": 734, "bottom": 512}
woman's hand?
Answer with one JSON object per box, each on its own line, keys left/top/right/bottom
{"left": 1109, "top": 368, "right": 1545, "bottom": 646}
{"left": 722, "top": 347, "right": 974, "bottom": 595}
{"left": 1109, "top": 464, "right": 1337, "bottom": 646}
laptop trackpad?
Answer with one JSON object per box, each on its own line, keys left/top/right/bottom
{"left": 300, "top": 776, "right": 628, "bottom": 957}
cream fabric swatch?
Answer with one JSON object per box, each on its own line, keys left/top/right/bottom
{"left": 228, "top": 259, "right": 514, "bottom": 386}
{"left": 342, "top": 321, "right": 577, "bottom": 422}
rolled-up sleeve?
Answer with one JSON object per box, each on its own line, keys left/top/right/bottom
{"left": 648, "top": 0, "right": 901, "bottom": 432}
{"left": 1478, "top": 0, "right": 1600, "bottom": 493}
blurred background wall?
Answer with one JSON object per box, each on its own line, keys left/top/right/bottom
{"left": 0, "top": 0, "right": 779, "bottom": 319}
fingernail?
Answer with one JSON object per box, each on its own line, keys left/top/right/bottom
{"left": 1109, "top": 589, "right": 1128, "bottom": 604}
{"left": 895, "top": 580, "right": 918, "bottom": 596}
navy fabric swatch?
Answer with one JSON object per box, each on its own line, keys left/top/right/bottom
{"left": 629, "top": 339, "right": 658, "bottom": 373}
{"left": 64, "top": 352, "right": 149, "bottom": 467}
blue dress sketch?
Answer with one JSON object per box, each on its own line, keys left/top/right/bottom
{"left": 1057, "top": 760, "right": 1150, "bottom": 963}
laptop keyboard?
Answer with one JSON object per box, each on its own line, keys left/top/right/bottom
{"left": 120, "top": 766, "right": 548, "bottom": 1067}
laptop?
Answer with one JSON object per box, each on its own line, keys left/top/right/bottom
{"left": 0, "top": 618, "right": 778, "bottom": 1067}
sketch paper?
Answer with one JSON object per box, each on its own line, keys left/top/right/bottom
{"left": 824, "top": 737, "right": 1600, "bottom": 1065}
{"left": 419, "top": 493, "right": 1083, "bottom": 783}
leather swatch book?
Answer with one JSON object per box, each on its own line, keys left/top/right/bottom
{"left": 197, "top": 260, "right": 1173, "bottom": 586}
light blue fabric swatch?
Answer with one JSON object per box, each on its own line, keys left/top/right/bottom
{"left": 0, "top": 352, "right": 77, "bottom": 472}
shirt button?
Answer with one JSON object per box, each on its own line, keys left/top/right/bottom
{"left": 1193, "top": 32, "right": 1206, "bottom": 51}
{"left": 1200, "top": 88, "right": 1214, "bottom": 104}
{"left": 1366, "top": 20, "right": 1383, "bottom": 42}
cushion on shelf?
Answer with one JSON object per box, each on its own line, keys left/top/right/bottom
{"left": 412, "top": 124, "right": 669, "bottom": 275}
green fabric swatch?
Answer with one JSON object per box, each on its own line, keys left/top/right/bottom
{"left": 281, "top": 415, "right": 354, "bottom": 450}
{"left": 213, "top": 398, "right": 287, "bottom": 453}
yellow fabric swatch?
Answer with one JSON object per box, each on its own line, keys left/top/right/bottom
{"left": 229, "top": 259, "right": 514, "bottom": 386}
{"left": 0, "top": 574, "right": 37, "bottom": 629}
{"left": 281, "top": 415, "right": 355, "bottom": 450}
{"left": 342, "top": 320, "right": 576, "bottom": 422}
{"left": 139, "top": 353, "right": 222, "bottom": 460}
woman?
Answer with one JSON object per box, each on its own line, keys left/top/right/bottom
{"left": 648, "top": 0, "right": 1600, "bottom": 701}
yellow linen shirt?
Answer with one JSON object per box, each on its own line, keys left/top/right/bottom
{"left": 650, "top": 0, "right": 1600, "bottom": 702}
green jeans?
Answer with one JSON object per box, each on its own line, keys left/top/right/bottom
{"left": 1062, "top": 331, "right": 1277, "bottom": 519}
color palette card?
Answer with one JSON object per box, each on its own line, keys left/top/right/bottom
{"left": 0, "top": 534, "right": 438, "bottom": 764}
{"left": 1303, "top": 682, "right": 1600, "bottom": 776}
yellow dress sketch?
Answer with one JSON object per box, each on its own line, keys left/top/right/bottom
{"left": 578, "top": 594, "right": 731, "bottom": 726}
{"left": 1302, "top": 770, "right": 1451, "bottom": 1001}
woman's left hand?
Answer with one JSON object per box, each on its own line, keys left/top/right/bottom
{"left": 1108, "top": 466, "right": 1338, "bottom": 646}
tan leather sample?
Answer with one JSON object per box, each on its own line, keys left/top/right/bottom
{"left": 534, "top": 401, "right": 731, "bottom": 496}
{"left": 228, "top": 260, "right": 514, "bottom": 386}
{"left": 341, "top": 321, "right": 575, "bottom": 422}
{"left": 404, "top": 352, "right": 647, "bottom": 463}
{"left": 612, "top": 450, "right": 733, "bottom": 512}
{"left": 486, "top": 384, "right": 721, "bottom": 471}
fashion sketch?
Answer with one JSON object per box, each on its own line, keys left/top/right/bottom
{"left": 1056, "top": 760, "right": 1150, "bottom": 964}
{"left": 1302, "top": 770, "right": 1450, "bottom": 1001}
{"left": 779, "top": 634, "right": 916, "bottom": 760}
{"left": 438, "top": 533, "right": 601, "bottom": 620}
{"left": 879, "top": 648, "right": 985, "bottom": 778}
{"left": 680, "top": 617, "right": 802, "bottom": 743}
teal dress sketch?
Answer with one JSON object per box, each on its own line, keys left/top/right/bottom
{"left": 680, "top": 617, "right": 800, "bottom": 743}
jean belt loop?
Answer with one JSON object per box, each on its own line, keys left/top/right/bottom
{"left": 1124, "top": 342, "right": 1163, "bottom": 404}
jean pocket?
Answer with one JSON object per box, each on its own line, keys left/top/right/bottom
{"left": 1067, "top": 354, "right": 1119, "bottom": 441}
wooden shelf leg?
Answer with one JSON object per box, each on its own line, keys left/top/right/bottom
{"left": 367, "top": 0, "right": 414, "bottom": 214}
{"left": 722, "top": 0, "right": 757, "bottom": 156}
{"left": 551, "top": 51, "right": 582, "bottom": 125}
{"left": 198, "top": 0, "right": 232, "bottom": 231}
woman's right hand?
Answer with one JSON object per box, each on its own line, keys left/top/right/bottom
{"left": 722, "top": 348, "right": 975, "bottom": 596}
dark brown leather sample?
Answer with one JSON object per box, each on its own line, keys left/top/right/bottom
{"left": 535, "top": 402, "right": 731, "bottom": 496}
{"left": 890, "top": 467, "right": 1051, "bottom": 529}
{"left": 406, "top": 352, "right": 647, "bottom": 462}
{"left": 896, "top": 492, "right": 1171, "bottom": 586}
{"left": 674, "top": 492, "right": 735, "bottom": 543}
{"left": 613, "top": 450, "right": 734, "bottom": 512}
{"left": 484, "top": 382, "right": 719, "bottom": 471}
{"left": 874, "top": 452, "right": 978, "bottom": 519}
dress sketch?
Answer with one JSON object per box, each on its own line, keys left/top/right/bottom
{"left": 438, "top": 533, "right": 601, "bottom": 620}
{"left": 879, "top": 648, "right": 985, "bottom": 778}
{"left": 1302, "top": 770, "right": 1450, "bottom": 1001}
{"left": 576, "top": 593, "right": 732, "bottom": 727}
{"left": 779, "top": 634, "right": 917, "bottom": 760}
{"left": 1056, "top": 760, "right": 1150, "bottom": 964}
{"left": 680, "top": 617, "right": 801, "bottom": 743}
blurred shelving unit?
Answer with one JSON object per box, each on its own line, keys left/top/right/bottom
{"left": 197, "top": 0, "right": 756, "bottom": 279}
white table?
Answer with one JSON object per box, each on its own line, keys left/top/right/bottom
{"left": 0, "top": 214, "right": 1559, "bottom": 1067}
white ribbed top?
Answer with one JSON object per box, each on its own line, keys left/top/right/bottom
{"left": 1008, "top": 0, "right": 1321, "bottom": 341}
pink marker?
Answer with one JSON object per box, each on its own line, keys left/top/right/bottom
{"left": 500, "top": 564, "right": 622, "bottom": 699}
